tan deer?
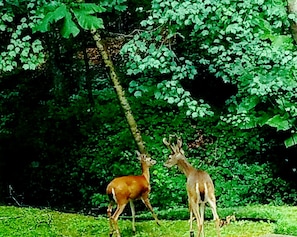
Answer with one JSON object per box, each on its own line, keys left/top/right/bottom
{"left": 106, "top": 151, "right": 160, "bottom": 237}
{"left": 163, "top": 136, "right": 221, "bottom": 237}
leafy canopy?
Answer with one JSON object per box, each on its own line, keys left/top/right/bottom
{"left": 121, "top": 0, "right": 297, "bottom": 147}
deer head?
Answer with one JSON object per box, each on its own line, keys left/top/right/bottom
{"left": 136, "top": 150, "right": 156, "bottom": 167}
{"left": 163, "top": 136, "right": 185, "bottom": 168}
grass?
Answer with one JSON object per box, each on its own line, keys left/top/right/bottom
{"left": 0, "top": 205, "right": 296, "bottom": 237}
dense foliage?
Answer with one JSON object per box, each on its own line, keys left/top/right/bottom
{"left": 0, "top": 0, "right": 297, "bottom": 213}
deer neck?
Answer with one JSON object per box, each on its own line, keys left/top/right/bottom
{"left": 177, "top": 158, "right": 195, "bottom": 177}
{"left": 141, "top": 163, "right": 150, "bottom": 182}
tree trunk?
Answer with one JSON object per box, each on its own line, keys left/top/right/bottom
{"left": 288, "top": 0, "right": 297, "bottom": 43}
{"left": 91, "top": 30, "right": 147, "bottom": 155}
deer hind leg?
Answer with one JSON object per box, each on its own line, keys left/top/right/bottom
{"left": 188, "top": 202, "right": 194, "bottom": 237}
{"left": 207, "top": 194, "right": 221, "bottom": 237}
{"left": 188, "top": 190, "right": 202, "bottom": 236}
{"left": 191, "top": 201, "right": 202, "bottom": 237}
{"left": 111, "top": 203, "right": 127, "bottom": 237}
{"left": 141, "top": 196, "right": 160, "bottom": 225}
{"left": 129, "top": 200, "right": 136, "bottom": 233}
{"left": 107, "top": 201, "right": 114, "bottom": 237}
{"left": 199, "top": 202, "right": 205, "bottom": 237}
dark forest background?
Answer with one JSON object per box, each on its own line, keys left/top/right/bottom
{"left": 1, "top": 0, "right": 297, "bottom": 213}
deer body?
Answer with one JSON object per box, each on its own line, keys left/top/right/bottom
{"left": 163, "top": 137, "right": 221, "bottom": 237}
{"left": 106, "top": 151, "right": 160, "bottom": 237}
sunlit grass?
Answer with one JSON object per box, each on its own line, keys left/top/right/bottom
{"left": 117, "top": 219, "right": 273, "bottom": 237}
{"left": 0, "top": 205, "right": 296, "bottom": 237}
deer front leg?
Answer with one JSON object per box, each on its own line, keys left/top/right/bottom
{"left": 141, "top": 196, "right": 160, "bottom": 226}
{"left": 129, "top": 200, "right": 136, "bottom": 233}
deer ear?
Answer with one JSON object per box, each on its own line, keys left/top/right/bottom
{"left": 177, "top": 138, "right": 183, "bottom": 148}
{"left": 135, "top": 150, "right": 141, "bottom": 160}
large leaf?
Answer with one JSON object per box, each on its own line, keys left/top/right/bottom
{"left": 72, "top": 3, "right": 106, "bottom": 14}
{"left": 61, "top": 11, "right": 80, "bottom": 38}
{"left": 265, "top": 114, "right": 291, "bottom": 131}
{"left": 72, "top": 9, "right": 104, "bottom": 30}
{"left": 284, "top": 133, "right": 297, "bottom": 148}
{"left": 237, "top": 95, "right": 260, "bottom": 113}
{"left": 34, "top": 5, "right": 68, "bottom": 33}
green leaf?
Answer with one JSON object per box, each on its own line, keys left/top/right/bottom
{"left": 168, "top": 97, "right": 175, "bottom": 104}
{"left": 284, "top": 134, "right": 297, "bottom": 148}
{"left": 23, "top": 64, "right": 30, "bottom": 70}
{"left": 61, "top": 12, "right": 80, "bottom": 38}
{"left": 115, "top": 5, "right": 127, "bottom": 12}
{"left": 134, "top": 91, "right": 142, "bottom": 97}
{"left": 265, "top": 115, "right": 291, "bottom": 131}
{"left": 73, "top": 3, "right": 106, "bottom": 14}
{"left": 154, "top": 91, "right": 161, "bottom": 99}
{"left": 72, "top": 9, "right": 104, "bottom": 30}
{"left": 34, "top": 4, "right": 68, "bottom": 33}
{"left": 237, "top": 96, "right": 260, "bottom": 113}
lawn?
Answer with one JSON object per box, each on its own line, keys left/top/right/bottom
{"left": 0, "top": 205, "right": 296, "bottom": 237}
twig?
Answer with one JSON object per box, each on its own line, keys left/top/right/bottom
{"left": 9, "top": 185, "right": 22, "bottom": 206}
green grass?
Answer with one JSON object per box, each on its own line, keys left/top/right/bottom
{"left": 0, "top": 205, "right": 296, "bottom": 237}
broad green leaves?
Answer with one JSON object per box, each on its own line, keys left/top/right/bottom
{"left": 35, "top": 5, "right": 68, "bottom": 33}
{"left": 0, "top": 5, "right": 45, "bottom": 72}
{"left": 34, "top": 3, "right": 105, "bottom": 38}
{"left": 122, "top": 0, "right": 297, "bottom": 147}
{"left": 0, "top": 1, "right": 108, "bottom": 74}
{"left": 265, "top": 114, "right": 291, "bottom": 131}
{"left": 61, "top": 11, "right": 80, "bottom": 38}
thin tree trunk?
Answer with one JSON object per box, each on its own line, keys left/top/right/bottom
{"left": 91, "top": 30, "right": 147, "bottom": 154}
{"left": 288, "top": 0, "right": 297, "bottom": 43}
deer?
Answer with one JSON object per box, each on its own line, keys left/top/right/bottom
{"left": 106, "top": 151, "right": 160, "bottom": 237}
{"left": 163, "top": 136, "right": 221, "bottom": 237}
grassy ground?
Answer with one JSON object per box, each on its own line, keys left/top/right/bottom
{"left": 0, "top": 205, "right": 296, "bottom": 237}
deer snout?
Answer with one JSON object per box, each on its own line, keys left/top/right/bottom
{"left": 164, "top": 160, "right": 173, "bottom": 168}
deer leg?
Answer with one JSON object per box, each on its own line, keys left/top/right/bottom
{"left": 189, "top": 198, "right": 201, "bottom": 237}
{"left": 189, "top": 209, "right": 194, "bottom": 237}
{"left": 111, "top": 203, "right": 127, "bottom": 237}
{"left": 188, "top": 199, "right": 194, "bottom": 237}
{"left": 141, "top": 196, "right": 160, "bottom": 225}
{"left": 208, "top": 197, "right": 221, "bottom": 237}
{"left": 107, "top": 202, "right": 114, "bottom": 237}
{"left": 194, "top": 203, "right": 203, "bottom": 237}
{"left": 199, "top": 202, "right": 205, "bottom": 237}
{"left": 129, "top": 200, "right": 136, "bottom": 233}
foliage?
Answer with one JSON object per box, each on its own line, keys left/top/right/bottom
{"left": 0, "top": 0, "right": 45, "bottom": 72}
{"left": 1, "top": 0, "right": 297, "bottom": 213}
{"left": 33, "top": 2, "right": 105, "bottom": 38}
{"left": 121, "top": 0, "right": 297, "bottom": 147}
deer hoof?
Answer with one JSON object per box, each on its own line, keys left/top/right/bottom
{"left": 190, "top": 230, "right": 194, "bottom": 237}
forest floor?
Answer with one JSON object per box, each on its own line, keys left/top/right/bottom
{"left": 0, "top": 205, "right": 296, "bottom": 237}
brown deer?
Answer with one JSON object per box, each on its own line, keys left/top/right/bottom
{"left": 106, "top": 151, "right": 160, "bottom": 237}
{"left": 163, "top": 136, "right": 221, "bottom": 237}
